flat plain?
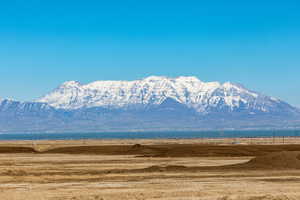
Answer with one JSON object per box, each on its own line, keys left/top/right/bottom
{"left": 0, "top": 137, "right": 300, "bottom": 200}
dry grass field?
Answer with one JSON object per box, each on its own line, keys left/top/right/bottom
{"left": 0, "top": 138, "right": 300, "bottom": 200}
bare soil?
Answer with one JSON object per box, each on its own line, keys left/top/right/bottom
{"left": 0, "top": 139, "right": 300, "bottom": 199}
{"left": 42, "top": 143, "right": 300, "bottom": 157}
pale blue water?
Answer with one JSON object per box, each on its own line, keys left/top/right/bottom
{"left": 0, "top": 130, "right": 299, "bottom": 140}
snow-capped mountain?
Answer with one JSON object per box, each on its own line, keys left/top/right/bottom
{"left": 38, "top": 76, "right": 296, "bottom": 115}
{"left": 0, "top": 98, "right": 51, "bottom": 112}
{"left": 0, "top": 98, "right": 66, "bottom": 133}
{"left": 0, "top": 98, "right": 59, "bottom": 120}
{"left": 0, "top": 76, "right": 299, "bottom": 133}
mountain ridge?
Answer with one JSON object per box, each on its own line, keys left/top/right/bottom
{"left": 37, "top": 76, "right": 292, "bottom": 115}
{"left": 0, "top": 76, "right": 299, "bottom": 133}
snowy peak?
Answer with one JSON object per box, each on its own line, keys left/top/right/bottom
{"left": 37, "top": 76, "right": 294, "bottom": 115}
{"left": 60, "top": 81, "right": 82, "bottom": 88}
{"left": 0, "top": 98, "right": 14, "bottom": 105}
{"left": 176, "top": 76, "right": 201, "bottom": 82}
{"left": 1, "top": 76, "right": 300, "bottom": 132}
{"left": 143, "top": 75, "right": 169, "bottom": 82}
{"left": 37, "top": 76, "right": 215, "bottom": 110}
{"left": 143, "top": 76, "right": 201, "bottom": 83}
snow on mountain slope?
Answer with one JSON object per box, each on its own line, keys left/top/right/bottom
{"left": 37, "top": 76, "right": 295, "bottom": 114}
{"left": 0, "top": 98, "right": 53, "bottom": 113}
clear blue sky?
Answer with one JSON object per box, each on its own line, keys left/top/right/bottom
{"left": 0, "top": 0, "right": 300, "bottom": 107}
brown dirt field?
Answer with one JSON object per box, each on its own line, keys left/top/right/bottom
{"left": 1, "top": 139, "right": 300, "bottom": 199}
{"left": 41, "top": 144, "right": 300, "bottom": 157}
{"left": 0, "top": 146, "right": 37, "bottom": 153}
{"left": 237, "top": 151, "right": 300, "bottom": 170}
{"left": 3, "top": 143, "right": 300, "bottom": 157}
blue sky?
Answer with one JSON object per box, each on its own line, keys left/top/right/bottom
{"left": 0, "top": 0, "right": 300, "bottom": 107}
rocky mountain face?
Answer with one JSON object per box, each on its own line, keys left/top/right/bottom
{"left": 38, "top": 76, "right": 297, "bottom": 116}
{"left": 0, "top": 76, "right": 299, "bottom": 133}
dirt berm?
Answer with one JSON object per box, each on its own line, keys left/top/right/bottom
{"left": 42, "top": 144, "right": 300, "bottom": 157}
{"left": 130, "top": 151, "right": 300, "bottom": 173}
{"left": 234, "top": 151, "right": 300, "bottom": 170}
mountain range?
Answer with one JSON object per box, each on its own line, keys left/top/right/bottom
{"left": 0, "top": 76, "right": 299, "bottom": 133}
